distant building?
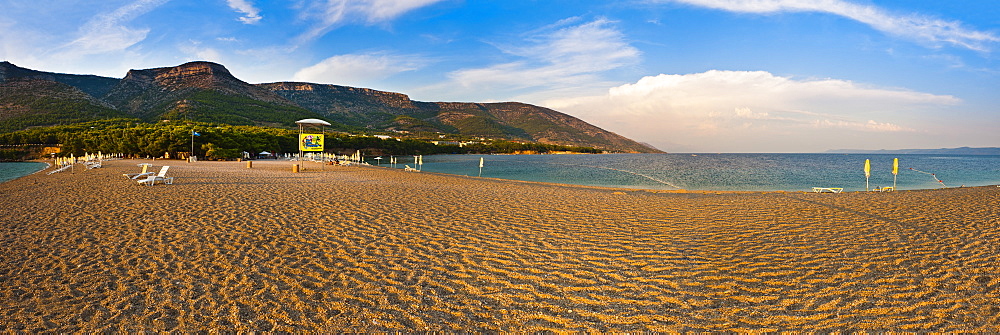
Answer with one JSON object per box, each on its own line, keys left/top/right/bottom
{"left": 430, "top": 141, "right": 481, "bottom": 147}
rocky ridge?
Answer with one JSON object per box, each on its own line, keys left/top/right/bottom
{"left": 0, "top": 61, "right": 659, "bottom": 153}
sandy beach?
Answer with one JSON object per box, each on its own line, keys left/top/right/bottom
{"left": 1, "top": 159, "right": 997, "bottom": 332}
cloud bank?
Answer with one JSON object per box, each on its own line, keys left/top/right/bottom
{"left": 293, "top": 53, "right": 425, "bottom": 86}
{"left": 62, "top": 0, "right": 168, "bottom": 55}
{"left": 424, "top": 18, "right": 639, "bottom": 101}
{"left": 226, "top": 0, "right": 263, "bottom": 24}
{"left": 654, "top": 0, "right": 1000, "bottom": 51}
{"left": 296, "top": 0, "right": 446, "bottom": 42}
{"left": 547, "top": 70, "right": 961, "bottom": 152}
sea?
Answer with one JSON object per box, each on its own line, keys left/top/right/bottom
{"left": 375, "top": 153, "right": 1000, "bottom": 192}
{"left": 0, "top": 162, "right": 48, "bottom": 184}
{"left": 4, "top": 154, "right": 998, "bottom": 192}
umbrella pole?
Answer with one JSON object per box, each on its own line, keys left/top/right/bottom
{"left": 298, "top": 124, "right": 303, "bottom": 171}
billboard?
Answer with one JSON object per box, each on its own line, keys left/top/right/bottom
{"left": 299, "top": 134, "right": 324, "bottom": 151}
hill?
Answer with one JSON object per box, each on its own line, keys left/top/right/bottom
{"left": 0, "top": 78, "right": 127, "bottom": 132}
{"left": 0, "top": 62, "right": 129, "bottom": 132}
{"left": 101, "top": 62, "right": 324, "bottom": 127}
{"left": 1, "top": 61, "right": 119, "bottom": 98}
{"left": 260, "top": 82, "right": 656, "bottom": 152}
{"left": 0, "top": 61, "right": 659, "bottom": 153}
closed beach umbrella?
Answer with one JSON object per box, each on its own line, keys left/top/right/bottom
{"left": 864, "top": 159, "right": 871, "bottom": 191}
{"left": 892, "top": 158, "right": 899, "bottom": 189}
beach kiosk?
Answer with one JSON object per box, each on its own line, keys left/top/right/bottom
{"left": 295, "top": 118, "right": 331, "bottom": 171}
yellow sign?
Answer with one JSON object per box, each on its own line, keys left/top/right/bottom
{"left": 299, "top": 134, "right": 324, "bottom": 151}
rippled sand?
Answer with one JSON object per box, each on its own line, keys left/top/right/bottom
{"left": 1, "top": 159, "right": 998, "bottom": 332}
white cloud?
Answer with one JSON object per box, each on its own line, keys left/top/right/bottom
{"left": 546, "top": 70, "right": 960, "bottom": 152}
{"left": 0, "top": 0, "right": 170, "bottom": 77}
{"left": 226, "top": 0, "right": 263, "bottom": 24}
{"left": 812, "top": 119, "right": 913, "bottom": 132}
{"left": 180, "top": 40, "right": 225, "bottom": 64}
{"left": 292, "top": 53, "right": 424, "bottom": 86}
{"left": 363, "top": 0, "right": 444, "bottom": 22}
{"left": 434, "top": 18, "right": 639, "bottom": 101}
{"left": 654, "top": 0, "right": 1000, "bottom": 51}
{"left": 0, "top": 17, "right": 37, "bottom": 64}
{"left": 296, "top": 0, "right": 445, "bottom": 43}
{"left": 62, "top": 0, "right": 168, "bottom": 55}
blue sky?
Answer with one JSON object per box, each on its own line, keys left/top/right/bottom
{"left": 1, "top": 0, "right": 998, "bottom": 152}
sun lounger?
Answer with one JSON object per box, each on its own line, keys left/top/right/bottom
{"left": 85, "top": 161, "right": 102, "bottom": 169}
{"left": 123, "top": 163, "right": 153, "bottom": 179}
{"left": 875, "top": 186, "right": 894, "bottom": 192}
{"left": 46, "top": 165, "right": 71, "bottom": 175}
{"left": 812, "top": 187, "right": 843, "bottom": 193}
{"left": 404, "top": 165, "right": 419, "bottom": 172}
{"left": 137, "top": 166, "right": 173, "bottom": 186}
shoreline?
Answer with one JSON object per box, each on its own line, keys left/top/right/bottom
{"left": 364, "top": 153, "right": 999, "bottom": 193}
{"left": 9, "top": 153, "right": 1000, "bottom": 193}
{"left": 20, "top": 157, "right": 995, "bottom": 194}
{"left": 0, "top": 161, "right": 49, "bottom": 183}
{"left": 2, "top": 159, "right": 998, "bottom": 331}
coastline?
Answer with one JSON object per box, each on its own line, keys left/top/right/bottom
{"left": 1, "top": 159, "right": 998, "bottom": 331}
{"left": 0, "top": 161, "right": 49, "bottom": 183}
{"left": 383, "top": 153, "right": 1000, "bottom": 192}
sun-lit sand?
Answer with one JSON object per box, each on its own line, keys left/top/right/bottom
{"left": 1, "top": 159, "right": 998, "bottom": 332}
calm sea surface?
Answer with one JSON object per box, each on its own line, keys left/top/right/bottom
{"left": 377, "top": 153, "right": 1000, "bottom": 192}
{"left": 0, "top": 162, "right": 48, "bottom": 183}
{"left": 4, "top": 155, "right": 998, "bottom": 192}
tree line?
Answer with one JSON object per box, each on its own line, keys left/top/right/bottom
{"left": 0, "top": 119, "right": 600, "bottom": 161}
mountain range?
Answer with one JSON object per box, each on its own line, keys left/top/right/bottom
{"left": 0, "top": 61, "right": 659, "bottom": 153}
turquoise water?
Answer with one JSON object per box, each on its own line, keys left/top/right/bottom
{"left": 0, "top": 162, "right": 48, "bottom": 183}
{"left": 378, "top": 154, "right": 1000, "bottom": 192}
{"left": 6, "top": 155, "right": 996, "bottom": 192}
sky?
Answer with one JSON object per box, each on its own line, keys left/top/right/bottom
{"left": 1, "top": 0, "right": 998, "bottom": 152}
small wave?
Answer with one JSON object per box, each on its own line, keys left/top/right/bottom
{"left": 926, "top": 157, "right": 968, "bottom": 160}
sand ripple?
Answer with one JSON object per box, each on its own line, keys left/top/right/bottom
{"left": 1, "top": 160, "right": 997, "bottom": 331}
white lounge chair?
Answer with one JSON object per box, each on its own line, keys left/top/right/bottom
{"left": 137, "top": 166, "right": 173, "bottom": 186}
{"left": 47, "top": 165, "right": 71, "bottom": 175}
{"left": 812, "top": 187, "right": 843, "bottom": 193}
{"left": 85, "top": 161, "right": 102, "bottom": 169}
{"left": 123, "top": 163, "right": 153, "bottom": 179}
{"left": 404, "top": 165, "right": 419, "bottom": 172}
